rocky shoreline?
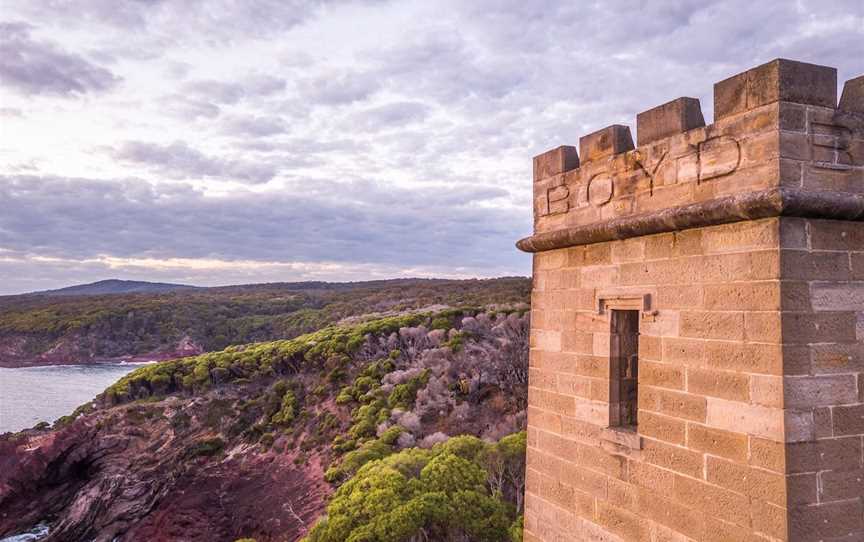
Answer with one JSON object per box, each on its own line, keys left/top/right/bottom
{"left": 0, "top": 337, "right": 203, "bottom": 369}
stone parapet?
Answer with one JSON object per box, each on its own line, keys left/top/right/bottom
{"left": 517, "top": 187, "right": 864, "bottom": 253}
{"left": 519, "top": 59, "right": 864, "bottom": 253}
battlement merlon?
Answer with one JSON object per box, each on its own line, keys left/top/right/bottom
{"left": 517, "top": 58, "right": 864, "bottom": 253}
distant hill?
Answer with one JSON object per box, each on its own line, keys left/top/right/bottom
{"left": 0, "top": 277, "right": 530, "bottom": 367}
{"left": 30, "top": 279, "right": 199, "bottom": 297}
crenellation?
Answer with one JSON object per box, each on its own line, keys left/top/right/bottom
{"left": 636, "top": 97, "right": 705, "bottom": 146}
{"left": 520, "top": 58, "right": 864, "bottom": 541}
{"left": 579, "top": 124, "right": 635, "bottom": 163}
{"left": 533, "top": 144, "right": 580, "bottom": 181}
{"left": 839, "top": 75, "right": 864, "bottom": 113}
{"left": 714, "top": 59, "right": 837, "bottom": 120}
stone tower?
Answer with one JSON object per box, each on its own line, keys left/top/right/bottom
{"left": 518, "top": 59, "right": 864, "bottom": 541}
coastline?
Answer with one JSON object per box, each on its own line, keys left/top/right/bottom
{"left": 0, "top": 358, "right": 161, "bottom": 369}
{"left": 0, "top": 362, "right": 154, "bottom": 434}
{"left": 0, "top": 351, "right": 191, "bottom": 369}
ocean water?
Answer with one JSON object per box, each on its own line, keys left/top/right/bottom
{"left": 0, "top": 363, "right": 148, "bottom": 434}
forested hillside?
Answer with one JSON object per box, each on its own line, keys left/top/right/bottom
{"left": 0, "top": 278, "right": 530, "bottom": 366}
{"left": 1, "top": 305, "right": 530, "bottom": 542}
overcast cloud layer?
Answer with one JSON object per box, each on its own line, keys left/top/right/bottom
{"left": 1, "top": 0, "right": 862, "bottom": 295}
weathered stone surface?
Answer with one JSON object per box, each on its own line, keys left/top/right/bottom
{"left": 839, "top": 75, "right": 864, "bottom": 114}
{"left": 714, "top": 58, "right": 837, "bottom": 120}
{"left": 636, "top": 97, "right": 705, "bottom": 146}
{"left": 579, "top": 124, "right": 634, "bottom": 163}
{"left": 533, "top": 145, "right": 579, "bottom": 181}
{"left": 522, "top": 89, "right": 864, "bottom": 247}
{"left": 523, "top": 58, "right": 864, "bottom": 542}
{"left": 517, "top": 188, "right": 864, "bottom": 253}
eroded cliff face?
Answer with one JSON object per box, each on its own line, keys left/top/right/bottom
{"left": 0, "top": 388, "right": 330, "bottom": 542}
{"left": 1, "top": 385, "right": 335, "bottom": 542}
{"left": 0, "top": 309, "right": 529, "bottom": 542}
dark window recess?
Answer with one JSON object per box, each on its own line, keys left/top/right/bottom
{"left": 610, "top": 310, "right": 639, "bottom": 428}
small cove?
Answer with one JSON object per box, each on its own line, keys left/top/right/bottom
{"left": 0, "top": 363, "right": 148, "bottom": 433}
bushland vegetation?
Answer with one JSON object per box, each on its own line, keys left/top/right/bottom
{"left": 0, "top": 278, "right": 529, "bottom": 360}
{"left": 93, "top": 306, "right": 531, "bottom": 541}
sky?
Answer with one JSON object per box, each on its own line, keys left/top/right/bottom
{"left": 0, "top": 0, "right": 862, "bottom": 295}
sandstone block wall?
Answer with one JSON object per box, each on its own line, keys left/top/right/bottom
{"left": 519, "top": 59, "right": 864, "bottom": 542}
{"left": 782, "top": 218, "right": 864, "bottom": 540}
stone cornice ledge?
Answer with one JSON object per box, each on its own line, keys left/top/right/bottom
{"left": 516, "top": 188, "right": 864, "bottom": 253}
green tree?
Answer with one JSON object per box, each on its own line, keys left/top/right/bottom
{"left": 306, "top": 433, "right": 523, "bottom": 542}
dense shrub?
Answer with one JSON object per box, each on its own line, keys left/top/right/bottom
{"left": 386, "top": 370, "right": 429, "bottom": 410}
{"left": 102, "top": 312, "right": 434, "bottom": 404}
{"left": 306, "top": 432, "right": 526, "bottom": 542}
{"left": 271, "top": 391, "right": 297, "bottom": 425}
{"left": 325, "top": 426, "right": 406, "bottom": 483}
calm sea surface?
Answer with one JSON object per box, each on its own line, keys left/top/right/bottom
{"left": 0, "top": 363, "right": 148, "bottom": 434}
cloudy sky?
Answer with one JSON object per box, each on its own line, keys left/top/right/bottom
{"left": 0, "top": 0, "right": 862, "bottom": 295}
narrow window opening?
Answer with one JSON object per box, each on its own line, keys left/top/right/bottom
{"left": 610, "top": 309, "right": 639, "bottom": 429}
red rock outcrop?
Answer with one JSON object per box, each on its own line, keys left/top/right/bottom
{"left": 0, "top": 392, "right": 330, "bottom": 542}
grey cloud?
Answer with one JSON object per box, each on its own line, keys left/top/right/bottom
{"left": 453, "top": 1, "right": 862, "bottom": 111}
{"left": 330, "top": 0, "right": 862, "bottom": 174}
{"left": 346, "top": 102, "right": 431, "bottom": 131}
{"left": 298, "top": 72, "right": 381, "bottom": 105}
{"left": 245, "top": 75, "right": 287, "bottom": 96}
{"left": 0, "top": 257, "right": 512, "bottom": 297}
{"left": 182, "top": 75, "right": 286, "bottom": 106}
{"left": 7, "top": 161, "right": 38, "bottom": 173}
{"left": 39, "top": 0, "right": 155, "bottom": 30}
{"left": 110, "top": 141, "right": 277, "bottom": 183}
{"left": 363, "top": 32, "right": 528, "bottom": 103}
{"left": 164, "top": 96, "right": 221, "bottom": 120}
{"left": 221, "top": 115, "right": 286, "bottom": 137}
{"left": 87, "top": 42, "right": 163, "bottom": 64}
{"left": 234, "top": 141, "right": 282, "bottom": 152}
{"left": 237, "top": 138, "right": 374, "bottom": 164}
{"left": 0, "top": 22, "right": 119, "bottom": 96}
{"left": 231, "top": 138, "right": 372, "bottom": 169}
{"left": 280, "top": 138, "right": 372, "bottom": 155}
{"left": 0, "top": 175, "right": 529, "bottom": 274}
{"left": 163, "top": 61, "right": 192, "bottom": 79}
{"left": 4, "top": 1, "right": 372, "bottom": 44}
{"left": 291, "top": 177, "right": 510, "bottom": 208}
{"left": 183, "top": 81, "right": 246, "bottom": 104}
